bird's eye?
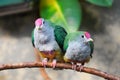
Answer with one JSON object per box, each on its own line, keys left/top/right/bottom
{"left": 81, "top": 35, "right": 84, "bottom": 38}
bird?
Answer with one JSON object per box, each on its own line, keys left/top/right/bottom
{"left": 63, "top": 31, "right": 94, "bottom": 70}
{"left": 32, "top": 18, "right": 67, "bottom": 68}
{"left": 39, "top": 0, "right": 94, "bottom": 70}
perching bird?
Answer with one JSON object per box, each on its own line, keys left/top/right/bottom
{"left": 63, "top": 31, "right": 94, "bottom": 70}
{"left": 32, "top": 18, "right": 67, "bottom": 68}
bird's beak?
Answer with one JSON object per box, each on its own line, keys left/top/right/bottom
{"left": 84, "top": 38, "right": 93, "bottom": 44}
{"left": 87, "top": 38, "right": 94, "bottom": 42}
{"left": 37, "top": 25, "right": 42, "bottom": 30}
{"left": 38, "top": 27, "right": 42, "bottom": 30}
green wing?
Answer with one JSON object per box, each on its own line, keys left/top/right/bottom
{"left": 63, "top": 35, "right": 69, "bottom": 52}
{"left": 63, "top": 32, "right": 80, "bottom": 52}
{"left": 31, "top": 29, "right": 35, "bottom": 47}
{"left": 89, "top": 41, "right": 94, "bottom": 58}
{"left": 54, "top": 25, "right": 67, "bottom": 52}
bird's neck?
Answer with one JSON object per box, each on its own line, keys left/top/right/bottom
{"left": 37, "top": 31, "right": 54, "bottom": 44}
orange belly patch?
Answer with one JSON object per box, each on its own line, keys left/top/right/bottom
{"left": 39, "top": 50, "right": 59, "bottom": 59}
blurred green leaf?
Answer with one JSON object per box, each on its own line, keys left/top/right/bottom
{"left": 40, "top": 0, "right": 81, "bottom": 33}
{"left": 86, "top": 0, "right": 113, "bottom": 7}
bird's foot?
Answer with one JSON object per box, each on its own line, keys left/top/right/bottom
{"left": 51, "top": 59, "right": 57, "bottom": 68}
{"left": 42, "top": 58, "right": 48, "bottom": 67}
{"left": 71, "top": 62, "right": 77, "bottom": 70}
{"left": 77, "top": 63, "right": 84, "bottom": 72}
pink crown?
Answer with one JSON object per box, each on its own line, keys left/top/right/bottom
{"left": 35, "top": 18, "right": 43, "bottom": 26}
{"left": 85, "top": 32, "right": 91, "bottom": 39}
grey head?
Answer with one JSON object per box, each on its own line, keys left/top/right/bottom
{"left": 34, "top": 18, "right": 54, "bottom": 48}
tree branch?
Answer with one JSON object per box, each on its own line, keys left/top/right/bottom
{"left": 0, "top": 62, "right": 119, "bottom": 80}
{"left": 34, "top": 48, "right": 51, "bottom": 80}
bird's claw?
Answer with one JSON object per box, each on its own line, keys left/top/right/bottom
{"left": 71, "top": 62, "right": 77, "bottom": 70}
{"left": 77, "top": 63, "right": 83, "bottom": 72}
{"left": 42, "top": 58, "right": 48, "bottom": 67}
{"left": 72, "top": 65, "right": 77, "bottom": 70}
{"left": 51, "top": 59, "right": 57, "bottom": 68}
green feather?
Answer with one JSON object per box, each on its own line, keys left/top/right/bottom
{"left": 40, "top": 0, "right": 81, "bottom": 33}
{"left": 89, "top": 41, "right": 94, "bottom": 58}
{"left": 63, "top": 35, "right": 69, "bottom": 52}
{"left": 31, "top": 29, "right": 35, "bottom": 47}
{"left": 63, "top": 31, "right": 85, "bottom": 51}
{"left": 54, "top": 25, "right": 67, "bottom": 52}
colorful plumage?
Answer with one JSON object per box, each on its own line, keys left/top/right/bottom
{"left": 39, "top": 0, "right": 94, "bottom": 71}
{"left": 32, "top": 18, "right": 67, "bottom": 68}
{"left": 63, "top": 31, "right": 94, "bottom": 70}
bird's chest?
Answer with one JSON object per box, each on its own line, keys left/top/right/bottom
{"left": 35, "top": 32, "right": 49, "bottom": 44}
{"left": 67, "top": 42, "right": 91, "bottom": 61}
{"left": 34, "top": 30, "right": 60, "bottom": 51}
{"left": 38, "top": 41, "right": 59, "bottom": 51}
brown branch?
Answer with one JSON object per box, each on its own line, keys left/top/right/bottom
{"left": 0, "top": 62, "right": 119, "bottom": 80}
{"left": 34, "top": 48, "right": 51, "bottom": 80}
